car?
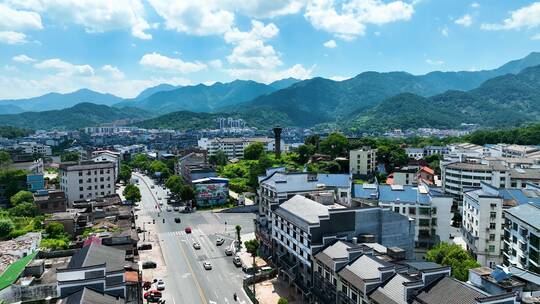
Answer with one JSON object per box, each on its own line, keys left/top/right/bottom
{"left": 173, "top": 206, "right": 179, "bottom": 212}
{"left": 185, "top": 227, "right": 192, "bottom": 234}
{"left": 174, "top": 217, "right": 181, "bottom": 223}
{"left": 166, "top": 206, "right": 172, "bottom": 212}
{"left": 144, "top": 290, "right": 162, "bottom": 300}
{"left": 203, "top": 261, "right": 212, "bottom": 270}
{"left": 216, "top": 238, "right": 225, "bottom": 246}
{"left": 142, "top": 281, "right": 152, "bottom": 290}
{"left": 156, "top": 279, "right": 165, "bottom": 291}
{"left": 233, "top": 256, "right": 242, "bottom": 267}
{"left": 158, "top": 202, "right": 164, "bottom": 206}
{"left": 193, "top": 242, "right": 201, "bottom": 250}
{"left": 225, "top": 248, "right": 233, "bottom": 256}
{"left": 157, "top": 197, "right": 162, "bottom": 200}
{"left": 142, "top": 261, "right": 157, "bottom": 269}
{"left": 150, "top": 185, "right": 155, "bottom": 189}
{"left": 137, "top": 243, "right": 152, "bottom": 250}
{"left": 136, "top": 227, "right": 144, "bottom": 233}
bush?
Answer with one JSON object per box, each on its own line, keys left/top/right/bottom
{"left": 9, "top": 202, "right": 39, "bottom": 217}
{"left": 0, "top": 219, "right": 15, "bottom": 237}
{"left": 10, "top": 190, "right": 33, "bottom": 206}
{"left": 45, "top": 222, "right": 66, "bottom": 239}
{"left": 41, "top": 238, "right": 69, "bottom": 250}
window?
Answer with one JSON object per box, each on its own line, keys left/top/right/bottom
{"left": 409, "top": 207, "right": 416, "bottom": 215}
{"left": 394, "top": 207, "right": 400, "bottom": 213}
{"left": 419, "top": 219, "right": 430, "bottom": 227}
{"left": 342, "top": 285, "right": 347, "bottom": 293}
{"left": 351, "top": 292, "right": 358, "bottom": 302}
{"left": 513, "top": 236, "right": 517, "bottom": 244}
{"left": 79, "top": 179, "right": 83, "bottom": 184}
{"left": 78, "top": 172, "right": 82, "bottom": 176}
{"left": 488, "top": 245, "right": 495, "bottom": 252}
{"left": 431, "top": 218, "right": 437, "bottom": 226}
{"left": 431, "top": 207, "right": 437, "bottom": 214}
{"left": 513, "top": 223, "right": 518, "bottom": 231}
{"left": 333, "top": 277, "right": 337, "bottom": 286}
{"left": 489, "top": 234, "right": 495, "bottom": 241}
{"left": 490, "top": 212, "right": 497, "bottom": 219}
{"left": 489, "top": 223, "right": 496, "bottom": 229}
{"left": 79, "top": 194, "right": 84, "bottom": 199}
{"left": 79, "top": 187, "right": 83, "bottom": 191}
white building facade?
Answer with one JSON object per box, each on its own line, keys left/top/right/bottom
{"left": 59, "top": 161, "right": 116, "bottom": 205}
{"left": 349, "top": 146, "right": 377, "bottom": 176}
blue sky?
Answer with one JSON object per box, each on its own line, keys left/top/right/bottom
{"left": 0, "top": 0, "right": 539, "bottom": 99}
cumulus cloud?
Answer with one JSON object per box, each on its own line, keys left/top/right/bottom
{"left": 305, "top": 0, "right": 414, "bottom": 40}
{"left": 12, "top": 54, "right": 35, "bottom": 63}
{"left": 209, "top": 59, "right": 223, "bottom": 69}
{"left": 101, "top": 65, "right": 125, "bottom": 80}
{"left": 7, "top": 0, "right": 152, "bottom": 39}
{"left": 323, "top": 39, "right": 338, "bottom": 48}
{"left": 0, "top": 3, "right": 43, "bottom": 31}
{"left": 0, "top": 31, "right": 27, "bottom": 44}
{"left": 34, "top": 58, "right": 95, "bottom": 76}
{"left": 139, "top": 52, "right": 207, "bottom": 73}
{"left": 426, "top": 59, "right": 444, "bottom": 65}
{"left": 330, "top": 75, "right": 349, "bottom": 81}
{"left": 227, "top": 64, "right": 313, "bottom": 83}
{"left": 481, "top": 2, "right": 540, "bottom": 31}
{"left": 455, "top": 14, "right": 472, "bottom": 27}
{"left": 471, "top": 2, "right": 480, "bottom": 8}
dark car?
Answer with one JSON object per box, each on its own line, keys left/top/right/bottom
{"left": 138, "top": 243, "right": 152, "bottom": 250}
{"left": 142, "top": 261, "right": 157, "bottom": 269}
{"left": 174, "top": 217, "right": 181, "bottom": 223}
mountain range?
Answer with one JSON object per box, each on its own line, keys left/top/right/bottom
{"left": 0, "top": 52, "right": 539, "bottom": 131}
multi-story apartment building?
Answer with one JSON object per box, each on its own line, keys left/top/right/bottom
{"left": 354, "top": 183, "right": 452, "bottom": 249}
{"left": 14, "top": 142, "right": 52, "bottom": 156}
{"left": 59, "top": 161, "right": 116, "bottom": 205}
{"left": 503, "top": 203, "right": 540, "bottom": 274}
{"left": 256, "top": 170, "right": 351, "bottom": 255}
{"left": 270, "top": 195, "right": 415, "bottom": 298}
{"left": 461, "top": 182, "right": 540, "bottom": 268}
{"left": 312, "top": 240, "right": 518, "bottom": 304}
{"left": 91, "top": 150, "right": 120, "bottom": 181}
{"left": 388, "top": 167, "right": 418, "bottom": 186}
{"left": 405, "top": 148, "right": 425, "bottom": 160}
{"left": 349, "top": 146, "right": 377, "bottom": 176}
{"left": 197, "top": 137, "right": 284, "bottom": 159}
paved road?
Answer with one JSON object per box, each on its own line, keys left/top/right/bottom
{"left": 133, "top": 173, "right": 255, "bottom": 304}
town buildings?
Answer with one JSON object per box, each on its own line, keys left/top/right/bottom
{"left": 354, "top": 183, "right": 452, "bottom": 249}
{"left": 503, "top": 203, "right": 540, "bottom": 274}
{"left": 59, "top": 161, "right": 116, "bottom": 204}
{"left": 197, "top": 137, "right": 284, "bottom": 159}
{"left": 33, "top": 189, "right": 67, "bottom": 214}
{"left": 349, "top": 146, "right": 377, "bottom": 176}
{"left": 175, "top": 152, "right": 216, "bottom": 183}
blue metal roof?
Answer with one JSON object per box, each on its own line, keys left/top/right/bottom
{"left": 379, "top": 185, "right": 419, "bottom": 204}
{"left": 499, "top": 189, "right": 540, "bottom": 206}
{"left": 353, "top": 184, "right": 378, "bottom": 199}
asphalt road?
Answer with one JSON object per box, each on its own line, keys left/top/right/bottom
{"left": 134, "top": 173, "right": 255, "bottom": 304}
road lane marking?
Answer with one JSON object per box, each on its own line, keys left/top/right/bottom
{"left": 174, "top": 234, "right": 208, "bottom": 304}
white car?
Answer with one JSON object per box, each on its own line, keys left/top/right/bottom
{"left": 193, "top": 242, "right": 201, "bottom": 250}
{"left": 216, "top": 238, "right": 225, "bottom": 246}
{"left": 156, "top": 279, "right": 165, "bottom": 290}
{"left": 203, "top": 261, "right": 212, "bottom": 270}
{"left": 166, "top": 206, "right": 172, "bottom": 212}
{"left": 173, "top": 206, "right": 179, "bottom": 212}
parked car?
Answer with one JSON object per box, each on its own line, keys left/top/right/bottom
{"left": 225, "top": 248, "right": 233, "bottom": 256}
{"left": 166, "top": 206, "right": 172, "bottom": 212}
{"left": 156, "top": 279, "right": 165, "bottom": 291}
{"left": 150, "top": 185, "right": 155, "bottom": 189}
{"left": 142, "top": 281, "right": 152, "bottom": 290}
{"left": 216, "top": 238, "right": 225, "bottom": 246}
{"left": 193, "top": 242, "right": 201, "bottom": 250}
{"left": 137, "top": 243, "right": 152, "bottom": 250}
{"left": 203, "top": 261, "right": 212, "bottom": 270}
{"left": 174, "top": 217, "right": 181, "bottom": 223}
{"left": 142, "top": 261, "right": 157, "bottom": 269}
{"left": 144, "top": 290, "right": 162, "bottom": 299}
{"left": 185, "top": 227, "right": 192, "bottom": 234}
{"left": 233, "top": 256, "right": 242, "bottom": 267}
{"left": 173, "top": 206, "right": 179, "bottom": 212}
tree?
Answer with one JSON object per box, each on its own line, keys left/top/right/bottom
{"left": 320, "top": 133, "right": 349, "bottom": 158}
{"left": 0, "top": 169, "right": 28, "bottom": 201}
{"left": 165, "top": 175, "right": 184, "bottom": 199}
{"left": 248, "top": 154, "right": 273, "bottom": 188}
{"left": 426, "top": 242, "right": 480, "bottom": 281}
{"left": 45, "top": 222, "right": 66, "bottom": 239}
{"left": 244, "top": 239, "right": 260, "bottom": 268}
{"left": 131, "top": 154, "right": 150, "bottom": 170}
{"left": 377, "top": 143, "right": 408, "bottom": 172}
{"left": 118, "top": 164, "right": 132, "bottom": 183}
{"left": 10, "top": 190, "right": 33, "bottom": 206}
{"left": 149, "top": 160, "right": 170, "bottom": 179}
{"left": 0, "top": 219, "right": 14, "bottom": 238}
{"left": 244, "top": 142, "right": 265, "bottom": 160}
{"left": 180, "top": 185, "right": 196, "bottom": 203}
{"left": 9, "top": 202, "right": 39, "bottom": 217}
{"left": 0, "top": 151, "right": 11, "bottom": 168}
{"left": 296, "top": 144, "right": 315, "bottom": 165}
{"left": 209, "top": 150, "right": 228, "bottom": 166}
{"left": 123, "top": 184, "right": 141, "bottom": 202}
{"left": 235, "top": 225, "right": 242, "bottom": 246}
{"left": 278, "top": 298, "right": 288, "bottom": 304}
{"left": 60, "top": 151, "right": 79, "bottom": 162}
{"left": 317, "top": 161, "right": 342, "bottom": 174}
{"left": 304, "top": 135, "right": 320, "bottom": 149}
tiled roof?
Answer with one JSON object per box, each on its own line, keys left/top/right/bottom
{"left": 61, "top": 287, "right": 123, "bottom": 304}
{"left": 505, "top": 203, "right": 540, "bottom": 229}
{"left": 260, "top": 172, "right": 350, "bottom": 193}
{"left": 275, "top": 195, "right": 329, "bottom": 228}
{"left": 67, "top": 243, "right": 125, "bottom": 272}
{"left": 371, "top": 273, "right": 419, "bottom": 304}
{"left": 413, "top": 276, "right": 488, "bottom": 304}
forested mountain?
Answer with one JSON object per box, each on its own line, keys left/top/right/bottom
{"left": 0, "top": 103, "right": 151, "bottom": 130}
{"left": 0, "top": 89, "right": 123, "bottom": 112}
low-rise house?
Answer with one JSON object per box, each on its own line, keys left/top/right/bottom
{"left": 33, "top": 189, "right": 67, "bottom": 214}
{"left": 176, "top": 152, "right": 216, "bottom": 183}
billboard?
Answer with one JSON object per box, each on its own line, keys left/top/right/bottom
{"left": 195, "top": 183, "right": 228, "bottom": 206}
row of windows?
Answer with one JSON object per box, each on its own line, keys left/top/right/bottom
{"left": 79, "top": 184, "right": 112, "bottom": 191}
{"left": 78, "top": 177, "right": 111, "bottom": 183}
{"left": 78, "top": 190, "right": 112, "bottom": 199}
{"left": 78, "top": 169, "right": 111, "bottom": 176}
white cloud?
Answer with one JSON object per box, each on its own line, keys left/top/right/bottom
{"left": 440, "top": 26, "right": 449, "bottom": 36}
{"left": 101, "top": 65, "right": 125, "bottom": 80}
{"left": 0, "top": 3, "right": 43, "bottom": 31}
{"left": 227, "top": 64, "right": 313, "bottom": 83}
{"left": 330, "top": 75, "right": 349, "bottom": 81}
{"left": 12, "top": 54, "right": 35, "bottom": 63}
{"left": 426, "top": 59, "right": 444, "bottom": 65}
{"left": 236, "top": 0, "right": 305, "bottom": 18}
{"left": 34, "top": 58, "right": 95, "bottom": 76}
{"left": 455, "top": 14, "right": 472, "bottom": 27}
{"left": 148, "top": 1, "right": 235, "bottom": 36}
{"left": 0, "top": 31, "right": 27, "bottom": 44}
{"left": 532, "top": 33, "right": 540, "bottom": 40}
{"left": 304, "top": 0, "right": 414, "bottom": 40}
{"left": 8, "top": 0, "right": 151, "bottom": 39}
{"left": 323, "top": 39, "right": 338, "bottom": 48}
{"left": 209, "top": 59, "right": 223, "bottom": 69}
{"left": 481, "top": 2, "right": 540, "bottom": 31}
{"left": 139, "top": 52, "right": 207, "bottom": 73}
{"left": 471, "top": 2, "right": 480, "bottom": 8}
